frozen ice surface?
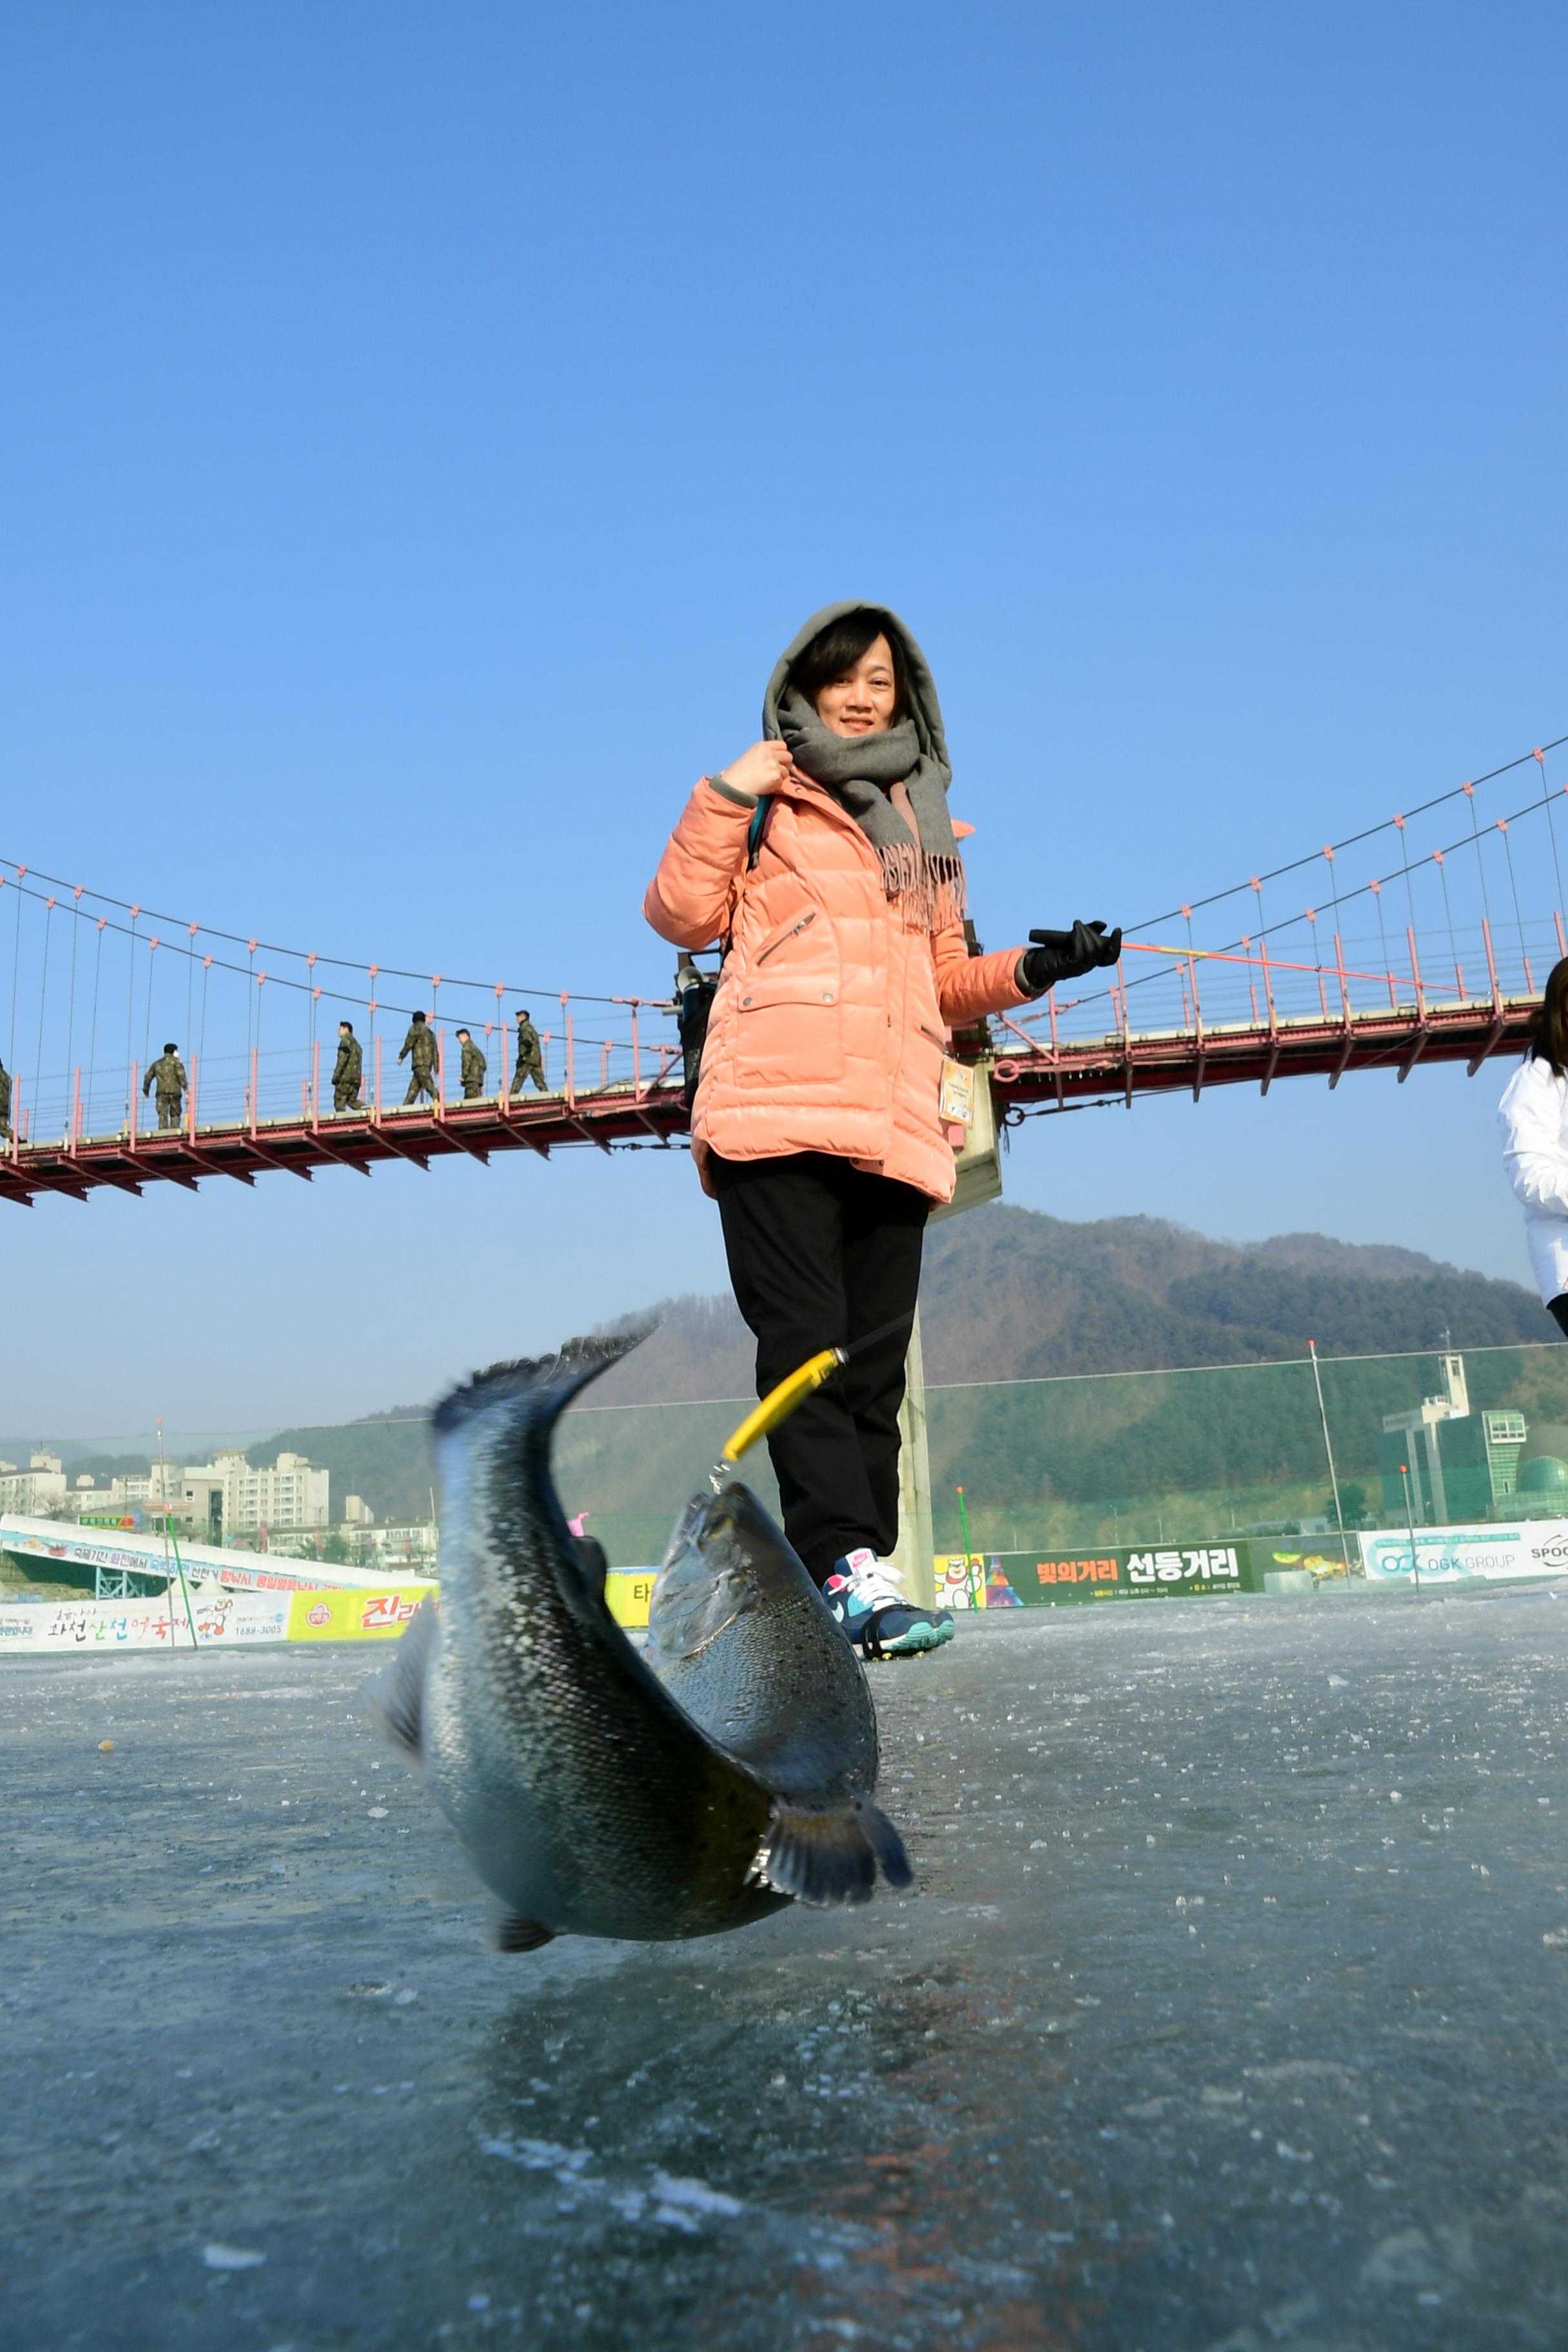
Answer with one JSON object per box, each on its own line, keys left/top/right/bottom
{"left": 3, "top": 1586, "right": 1568, "bottom": 2348}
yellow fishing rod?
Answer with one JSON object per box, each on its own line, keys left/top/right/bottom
{"left": 710, "top": 1307, "right": 917, "bottom": 1488}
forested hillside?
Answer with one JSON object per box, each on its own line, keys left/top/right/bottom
{"left": 589, "top": 1204, "right": 1554, "bottom": 1402}
{"left": 22, "top": 1210, "right": 1536, "bottom": 1553}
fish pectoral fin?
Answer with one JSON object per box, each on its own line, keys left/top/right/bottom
{"left": 366, "top": 1596, "right": 439, "bottom": 1759}
{"left": 754, "top": 1798, "right": 913, "bottom": 1908}
{"left": 647, "top": 1553, "right": 748, "bottom": 1661}
{"left": 858, "top": 1801, "right": 914, "bottom": 1890}
{"left": 494, "top": 1912, "right": 557, "bottom": 1954}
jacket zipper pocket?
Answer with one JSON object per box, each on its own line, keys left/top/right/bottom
{"left": 919, "top": 1023, "right": 947, "bottom": 1048}
{"left": 756, "top": 909, "right": 818, "bottom": 965}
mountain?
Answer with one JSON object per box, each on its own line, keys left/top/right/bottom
{"left": 588, "top": 1204, "right": 1553, "bottom": 1402}
{"left": 15, "top": 1210, "right": 1541, "bottom": 1560}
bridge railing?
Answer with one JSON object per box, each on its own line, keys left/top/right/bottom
{"left": 997, "top": 908, "right": 1563, "bottom": 1064}
{"left": 6, "top": 734, "right": 1568, "bottom": 1150}
{"left": 0, "top": 968, "right": 683, "bottom": 1151}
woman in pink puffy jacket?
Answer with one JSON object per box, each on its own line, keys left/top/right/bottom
{"left": 645, "top": 602, "right": 1121, "bottom": 1658}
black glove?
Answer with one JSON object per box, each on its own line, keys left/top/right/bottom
{"left": 1019, "top": 920, "right": 1123, "bottom": 997}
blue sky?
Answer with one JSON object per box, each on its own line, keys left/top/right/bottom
{"left": 3, "top": 2, "right": 1567, "bottom": 1434}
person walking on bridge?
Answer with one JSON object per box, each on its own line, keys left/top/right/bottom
{"left": 398, "top": 1010, "right": 438, "bottom": 1107}
{"left": 645, "top": 602, "right": 1122, "bottom": 1660}
{"left": 456, "top": 1027, "right": 487, "bottom": 1099}
{"left": 331, "top": 1021, "right": 363, "bottom": 1113}
{"left": 510, "top": 1008, "right": 547, "bottom": 1094}
{"left": 0, "top": 1053, "right": 10, "bottom": 1139}
{"left": 143, "top": 1043, "right": 188, "bottom": 1132}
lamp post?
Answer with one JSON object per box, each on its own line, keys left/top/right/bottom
{"left": 1400, "top": 1461, "right": 1421, "bottom": 1596}
{"left": 956, "top": 1484, "right": 979, "bottom": 1609}
{"left": 1309, "top": 1338, "right": 1351, "bottom": 1573}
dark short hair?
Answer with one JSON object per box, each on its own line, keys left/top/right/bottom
{"left": 164, "top": 1042, "right": 177, "bottom": 1054}
{"left": 340, "top": 1020, "right": 353, "bottom": 1032}
{"left": 1530, "top": 959, "right": 1568, "bottom": 1078}
{"left": 517, "top": 1008, "right": 529, "bottom": 1019}
{"left": 788, "top": 607, "right": 908, "bottom": 720}
{"left": 413, "top": 1009, "right": 426, "bottom": 1021}
{"left": 456, "top": 1027, "right": 470, "bottom": 1038}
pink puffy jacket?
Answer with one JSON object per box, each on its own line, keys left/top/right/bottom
{"left": 644, "top": 773, "right": 1032, "bottom": 1204}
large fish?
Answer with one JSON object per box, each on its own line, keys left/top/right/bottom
{"left": 648, "top": 1482, "right": 887, "bottom": 1819}
{"left": 372, "top": 1335, "right": 910, "bottom": 1950}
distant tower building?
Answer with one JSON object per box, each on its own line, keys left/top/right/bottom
{"left": 1378, "top": 1351, "right": 1526, "bottom": 1524}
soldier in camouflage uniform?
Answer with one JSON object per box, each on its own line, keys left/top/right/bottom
{"left": 456, "top": 1027, "right": 487, "bottom": 1100}
{"left": 142, "top": 1043, "right": 188, "bottom": 1131}
{"left": 0, "top": 1054, "right": 10, "bottom": 1139}
{"left": 332, "top": 1021, "right": 363, "bottom": 1113}
{"left": 511, "top": 1008, "right": 547, "bottom": 1094}
{"left": 398, "top": 1010, "right": 438, "bottom": 1107}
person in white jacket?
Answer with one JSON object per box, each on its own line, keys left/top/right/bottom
{"left": 1498, "top": 962, "right": 1568, "bottom": 1335}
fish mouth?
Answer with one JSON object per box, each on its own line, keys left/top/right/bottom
{"left": 669, "top": 1487, "right": 745, "bottom": 1558}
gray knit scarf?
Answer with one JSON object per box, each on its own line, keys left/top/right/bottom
{"left": 762, "top": 600, "right": 966, "bottom": 930}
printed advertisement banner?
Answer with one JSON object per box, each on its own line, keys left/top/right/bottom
{"left": 1358, "top": 1520, "right": 1568, "bottom": 1584}
{"left": 286, "top": 1584, "right": 439, "bottom": 1641}
{"left": 606, "top": 1571, "right": 654, "bottom": 1629}
{"left": 0, "top": 1591, "right": 293, "bottom": 1652}
{"left": 934, "top": 1542, "right": 1264, "bottom": 1609}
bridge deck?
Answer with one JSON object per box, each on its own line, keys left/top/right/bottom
{"left": 991, "top": 986, "right": 1534, "bottom": 1110}
{"left": 0, "top": 991, "right": 1534, "bottom": 1205}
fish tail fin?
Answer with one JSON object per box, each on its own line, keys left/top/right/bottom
{"left": 366, "top": 1595, "right": 440, "bottom": 1760}
{"left": 755, "top": 1796, "right": 912, "bottom": 1908}
{"left": 431, "top": 1327, "right": 654, "bottom": 1437}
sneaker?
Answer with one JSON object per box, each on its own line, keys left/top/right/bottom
{"left": 821, "top": 1549, "right": 956, "bottom": 1659}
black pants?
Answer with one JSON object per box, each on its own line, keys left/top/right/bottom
{"left": 1549, "top": 1294, "right": 1568, "bottom": 1339}
{"left": 711, "top": 1151, "right": 928, "bottom": 1585}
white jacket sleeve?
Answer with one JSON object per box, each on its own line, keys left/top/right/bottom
{"left": 1498, "top": 1059, "right": 1568, "bottom": 1217}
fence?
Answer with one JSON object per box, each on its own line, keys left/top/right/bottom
{"left": 553, "top": 1338, "right": 1568, "bottom": 1567}
{"left": 13, "top": 1338, "right": 1568, "bottom": 1578}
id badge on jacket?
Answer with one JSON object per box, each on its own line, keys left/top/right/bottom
{"left": 939, "top": 1057, "right": 974, "bottom": 1127}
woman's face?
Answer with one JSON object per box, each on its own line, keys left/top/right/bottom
{"left": 814, "top": 634, "right": 899, "bottom": 737}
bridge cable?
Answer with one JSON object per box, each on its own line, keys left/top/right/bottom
{"left": 123, "top": 910, "right": 137, "bottom": 1118}
{"left": 0, "top": 850, "right": 630, "bottom": 1009}
{"left": 88, "top": 919, "right": 104, "bottom": 1133}
{"left": 1057, "top": 764, "right": 1568, "bottom": 1021}
{"left": 33, "top": 898, "right": 52, "bottom": 1130}
{"left": 1124, "top": 728, "right": 1568, "bottom": 936}
{"left": 1539, "top": 750, "right": 1565, "bottom": 925}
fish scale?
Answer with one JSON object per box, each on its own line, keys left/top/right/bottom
{"left": 373, "top": 1330, "right": 908, "bottom": 1950}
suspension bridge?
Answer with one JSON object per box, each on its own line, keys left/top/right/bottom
{"left": 3, "top": 734, "right": 1564, "bottom": 1208}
